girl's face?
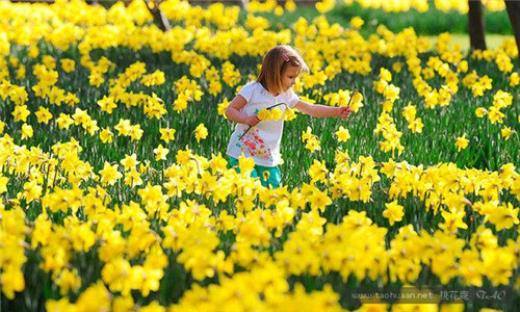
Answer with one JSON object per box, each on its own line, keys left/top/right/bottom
{"left": 281, "top": 65, "right": 300, "bottom": 91}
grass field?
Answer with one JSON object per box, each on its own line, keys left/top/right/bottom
{"left": 255, "top": 1, "right": 514, "bottom": 36}
{"left": 426, "top": 34, "right": 512, "bottom": 51}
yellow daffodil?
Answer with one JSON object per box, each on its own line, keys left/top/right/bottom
{"left": 141, "top": 70, "right": 166, "bottom": 87}
{"left": 120, "top": 153, "right": 139, "bottom": 170}
{"left": 486, "top": 203, "right": 519, "bottom": 231}
{"left": 21, "top": 123, "right": 33, "bottom": 140}
{"left": 392, "top": 62, "right": 403, "bottom": 73}
{"left": 23, "top": 180, "right": 42, "bottom": 203}
{"left": 308, "top": 159, "right": 328, "bottom": 183}
{"left": 35, "top": 106, "right": 53, "bottom": 124}
{"left": 350, "top": 16, "right": 364, "bottom": 29}
{"left": 270, "top": 107, "right": 283, "bottom": 120}
{"left": 440, "top": 210, "right": 468, "bottom": 233}
{"left": 335, "top": 126, "right": 350, "bottom": 142}
{"left": 1, "top": 268, "right": 25, "bottom": 299}
{"left": 12, "top": 105, "right": 30, "bottom": 122}
{"left": 0, "top": 176, "right": 8, "bottom": 194}
{"left": 159, "top": 128, "right": 176, "bottom": 143}
{"left": 217, "top": 98, "right": 230, "bottom": 116}
{"left": 315, "top": 0, "right": 335, "bottom": 13}
{"left": 402, "top": 104, "right": 417, "bottom": 121}
{"left": 455, "top": 135, "right": 469, "bottom": 151}
{"left": 475, "top": 107, "right": 488, "bottom": 118}
{"left": 509, "top": 72, "right": 519, "bottom": 86}
{"left": 99, "top": 162, "right": 122, "bottom": 186}
{"left": 238, "top": 155, "right": 255, "bottom": 175}
{"left": 408, "top": 118, "right": 424, "bottom": 133}
{"left": 129, "top": 125, "right": 143, "bottom": 141}
{"left": 348, "top": 91, "right": 364, "bottom": 112}
{"left": 153, "top": 144, "right": 169, "bottom": 161}
{"left": 304, "top": 134, "right": 321, "bottom": 153}
{"left": 56, "top": 113, "right": 74, "bottom": 130}
{"left": 274, "top": 5, "right": 284, "bottom": 16}
{"left": 257, "top": 108, "right": 272, "bottom": 121}
{"left": 383, "top": 200, "right": 404, "bottom": 225}
{"left": 380, "top": 67, "right": 392, "bottom": 82}
{"left": 99, "top": 128, "right": 113, "bottom": 144}
{"left": 284, "top": 107, "right": 297, "bottom": 121}
{"left": 194, "top": 123, "right": 208, "bottom": 142}
{"left": 285, "top": 0, "right": 296, "bottom": 11}
{"left": 60, "top": 59, "right": 75, "bottom": 73}
{"left": 488, "top": 106, "right": 505, "bottom": 124}
{"left": 97, "top": 96, "right": 117, "bottom": 114}
{"left": 500, "top": 127, "right": 513, "bottom": 140}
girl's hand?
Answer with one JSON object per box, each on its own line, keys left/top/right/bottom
{"left": 338, "top": 106, "right": 351, "bottom": 119}
{"left": 246, "top": 115, "right": 261, "bottom": 126}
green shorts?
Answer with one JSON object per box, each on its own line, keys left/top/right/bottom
{"left": 227, "top": 156, "right": 282, "bottom": 188}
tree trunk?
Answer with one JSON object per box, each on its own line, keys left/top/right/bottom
{"left": 505, "top": 0, "right": 520, "bottom": 62}
{"left": 468, "top": 0, "right": 487, "bottom": 50}
{"left": 143, "top": 0, "right": 171, "bottom": 32}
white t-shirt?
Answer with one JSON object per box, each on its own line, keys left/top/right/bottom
{"left": 226, "top": 81, "right": 300, "bottom": 167}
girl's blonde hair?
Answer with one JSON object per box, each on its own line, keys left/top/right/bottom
{"left": 257, "top": 45, "right": 309, "bottom": 95}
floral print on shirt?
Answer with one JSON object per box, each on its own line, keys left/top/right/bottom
{"left": 236, "top": 127, "right": 273, "bottom": 162}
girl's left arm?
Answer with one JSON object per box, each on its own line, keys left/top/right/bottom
{"left": 294, "top": 100, "right": 351, "bottom": 119}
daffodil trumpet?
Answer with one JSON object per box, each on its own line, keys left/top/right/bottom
{"left": 238, "top": 102, "right": 288, "bottom": 141}
{"left": 347, "top": 90, "right": 360, "bottom": 107}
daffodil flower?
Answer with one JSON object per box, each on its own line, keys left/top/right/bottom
{"left": 239, "top": 103, "right": 288, "bottom": 141}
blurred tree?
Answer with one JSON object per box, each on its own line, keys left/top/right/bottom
{"left": 143, "top": 0, "right": 171, "bottom": 31}
{"left": 468, "top": 0, "right": 486, "bottom": 50}
{"left": 505, "top": 0, "right": 520, "bottom": 61}
{"left": 469, "top": 0, "right": 520, "bottom": 62}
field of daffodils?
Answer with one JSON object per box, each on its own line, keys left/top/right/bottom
{"left": 0, "top": 0, "right": 518, "bottom": 311}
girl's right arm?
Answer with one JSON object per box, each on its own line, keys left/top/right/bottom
{"left": 225, "top": 95, "right": 260, "bottom": 126}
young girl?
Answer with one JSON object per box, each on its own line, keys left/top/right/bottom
{"left": 225, "top": 45, "right": 351, "bottom": 188}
